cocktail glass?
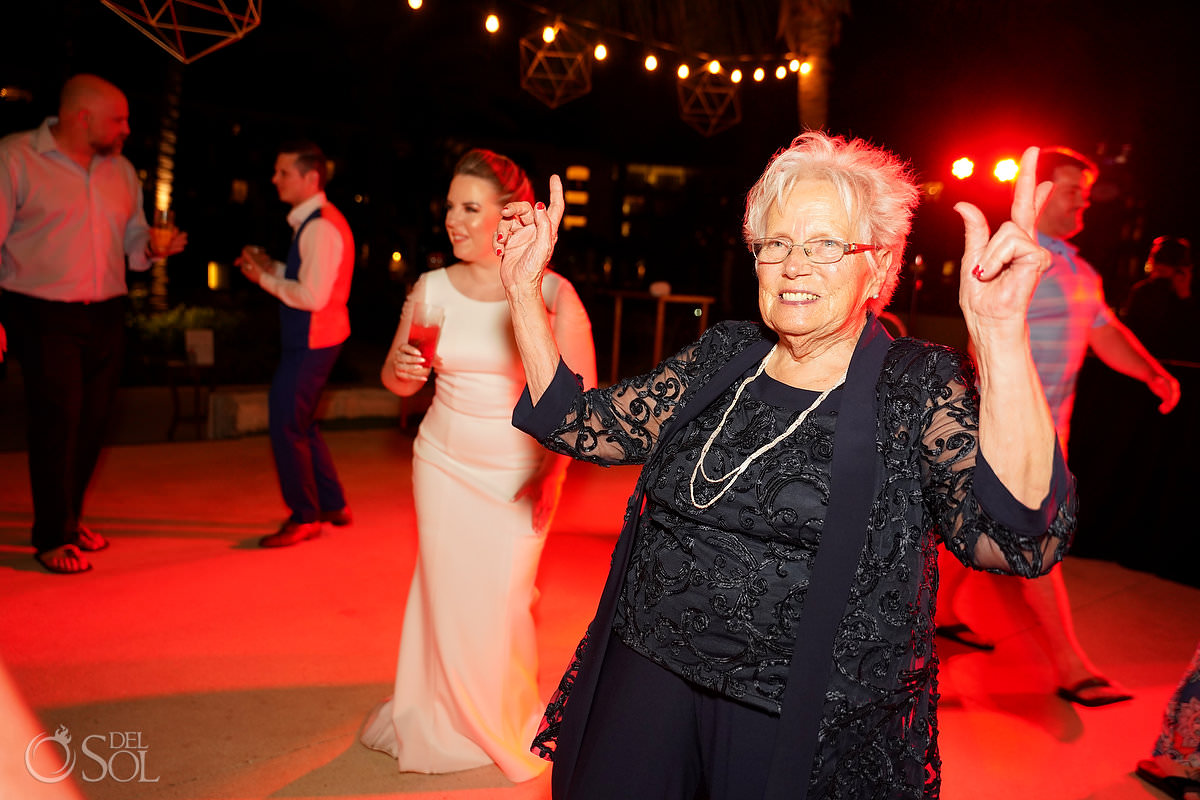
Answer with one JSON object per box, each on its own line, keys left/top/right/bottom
{"left": 408, "top": 302, "right": 445, "bottom": 364}
{"left": 150, "top": 209, "right": 177, "bottom": 262}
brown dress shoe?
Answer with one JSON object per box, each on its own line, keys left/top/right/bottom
{"left": 318, "top": 507, "right": 353, "bottom": 526}
{"left": 258, "top": 520, "right": 323, "bottom": 548}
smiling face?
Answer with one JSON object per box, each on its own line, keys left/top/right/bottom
{"left": 445, "top": 174, "right": 504, "bottom": 266}
{"left": 756, "top": 179, "right": 889, "bottom": 349}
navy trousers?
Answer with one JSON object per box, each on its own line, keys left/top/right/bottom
{"left": 562, "top": 635, "right": 780, "bottom": 800}
{"left": 268, "top": 344, "right": 347, "bottom": 523}
{"left": 2, "top": 292, "right": 126, "bottom": 553}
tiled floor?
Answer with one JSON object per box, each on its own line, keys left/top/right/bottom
{"left": 1, "top": 428, "right": 1196, "bottom": 800}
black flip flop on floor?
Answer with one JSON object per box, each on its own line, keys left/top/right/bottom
{"left": 935, "top": 623, "right": 995, "bottom": 651}
{"left": 1135, "top": 759, "right": 1200, "bottom": 800}
{"left": 1055, "top": 676, "right": 1133, "bottom": 707}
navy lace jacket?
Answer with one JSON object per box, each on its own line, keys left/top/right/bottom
{"left": 513, "top": 318, "right": 1077, "bottom": 799}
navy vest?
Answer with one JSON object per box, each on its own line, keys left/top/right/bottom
{"left": 279, "top": 208, "right": 322, "bottom": 350}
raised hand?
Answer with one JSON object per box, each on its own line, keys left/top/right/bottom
{"left": 497, "top": 175, "right": 565, "bottom": 295}
{"left": 954, "top": 146, "right": 1054, "bottom": 336}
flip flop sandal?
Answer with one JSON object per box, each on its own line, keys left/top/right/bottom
{"left": 935, "top": 623, "right": 996, "bottom": 651}
{"left": 35, "top": 545, "right": 93, "bottom": 575}
{"left": 1055, "top": 676, "right": 1133, "bottom": 707}
{"left": 75, "top": 526, "right": 110, "bottom": 552}
{"left": 1136, "top": 759, "right": 1200, "bottom": 800}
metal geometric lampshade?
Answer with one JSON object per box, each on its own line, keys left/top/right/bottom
{"left": 677, "top": 70, "right": 741, "bottom": 137}
{"left": 100, "top": 1, "right": 263, "bottom": 64}
{"left": 519, "top": 22, "right": 592, "bottom": 109}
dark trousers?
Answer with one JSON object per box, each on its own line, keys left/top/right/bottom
{"left": 562, "top": 635, "right": 779, "bottom": 800}
{"left": 1, "top": 292, "right": 125, "bottom": 553}
{"left": 268, "top": 344, "right": 347, "bottom": 523}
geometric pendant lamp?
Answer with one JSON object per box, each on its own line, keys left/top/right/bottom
{"left": 100, "top": 1, "right": 263, "bottom": 64}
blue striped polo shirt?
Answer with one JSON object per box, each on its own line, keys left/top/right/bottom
{"left": 1029, "top": 232, "right": 1116, "bottom": 444}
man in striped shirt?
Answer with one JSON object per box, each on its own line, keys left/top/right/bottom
{"left": 941, "top": 147, "right": 1179, "bottom": 706}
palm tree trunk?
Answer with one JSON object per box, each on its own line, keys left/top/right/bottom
{"left": 777, "top": 0, "right": 849, "bottom": 131}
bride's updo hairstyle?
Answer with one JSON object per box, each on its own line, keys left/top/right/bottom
{"left": 453, "top": 148, "right": 535, "bottom": 207}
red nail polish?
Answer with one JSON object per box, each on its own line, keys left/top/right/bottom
{"left": 496, "top": 233, "right": 503, "bottom": 242}
{"left": 535, "top": 202, "right": 545, "bottom": 211}
{"left": 496, "top": 248, "right": 503, "bottom": 256}
{"left": 972, "top": 264, "right": 984, "bottom": 279}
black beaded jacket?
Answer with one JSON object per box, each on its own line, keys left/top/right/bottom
{"left": 513, "top": 316, "right": 1077, "bottom": 800}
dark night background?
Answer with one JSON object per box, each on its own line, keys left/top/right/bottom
{"left": 2, "top": 0, "right": 1198, "bottom": 364}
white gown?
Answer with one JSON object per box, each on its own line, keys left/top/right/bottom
{"left": 361, "top": 266, "right": 596, "bottom": 783}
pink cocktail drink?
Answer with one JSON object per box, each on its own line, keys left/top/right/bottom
{"left": 408, "top": 322, "right": 441, "bottom": 364}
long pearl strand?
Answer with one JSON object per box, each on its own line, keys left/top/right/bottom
{"left": 688, "top": 345, "right": 845, "bottom": 510}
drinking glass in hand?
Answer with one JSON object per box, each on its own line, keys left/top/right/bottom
{"left": 408, "top": 302, "right": 445, "bottom": 365}
{"left": 150, "top": 209, "right": 176, "bottom": 262}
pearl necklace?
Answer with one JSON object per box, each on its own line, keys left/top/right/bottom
{"left": 688, "top": 345, "right": 846, "bottom": 510}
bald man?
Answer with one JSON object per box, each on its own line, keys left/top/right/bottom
{"left": 0, "top": 74, "right": 186, "bottom": 574}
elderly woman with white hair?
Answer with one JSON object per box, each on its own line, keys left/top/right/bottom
{"left": 495, "top": 132, "right": 1077, "bottom": 800}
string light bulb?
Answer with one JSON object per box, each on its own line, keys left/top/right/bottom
{"left": 677, "top": 63, "right": 689, "bottom": 79}
{"left": 799, "top": 60, "right": 813, "bottom": 75}
{"left": 788, "top": 59, "right": 800, "bottom": 72}
{"left": 485, "top": 14, "right": 499, "bottom": 33}
{"left": 707, "top": 60, "right": 721, "bottom": 74}
{"left": 730, "top": 68, "right": 743, "bottom": 83}
{"left": 753, "top": 67, "right": 765, "bottom": 82}
{"left": 542, "top": 25, "right": 556, "bottom": 44}
{"left": 645, "top": 54, "right": 658, "bottom": 71}
{"left": 775, "top": 65, "right": 787, "bottom": 79}
{"left": 407, "top": 0, "right": 421, "bottom": 8}
{"left": 594, "top": 43, "right": 607, "bottom": 60}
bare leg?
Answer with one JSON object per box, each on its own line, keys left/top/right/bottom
{"left": 1022, "top": 563, "right": 1130, "bottom": 704}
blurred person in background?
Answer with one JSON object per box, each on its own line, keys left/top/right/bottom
{"left": 361, "top": 148, "right": 596, "bottom": 784}
{"left": 237, "top": 140, "right": 354, "bottom": 548}
{"left": 0, "top": 73, "right": 186, "bottom": 574}
{"left": 938, "top": 147, "right": 1180, "bottom": 706}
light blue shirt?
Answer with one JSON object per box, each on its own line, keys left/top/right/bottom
{"left": 0, "top": 118, "right": 150, "bottom": 303}
{"left": 1029, "top": 232, "right": 1117, "bottom": 444}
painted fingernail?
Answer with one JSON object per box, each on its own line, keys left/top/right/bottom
{"left": 495, "top": 248, "right": 503, "bottom": 256}
{"left": 535, "top": 202, "right": 545, "bottom": 211}
{"left": 495, "top": 232, "right": 503, "bottom": 242}
{"left": 972, "top": 264, "right": 984, "bottom": 279}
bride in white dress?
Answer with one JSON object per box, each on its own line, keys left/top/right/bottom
{"left": 361, "top": 149, "right": 597, "bottom": 783}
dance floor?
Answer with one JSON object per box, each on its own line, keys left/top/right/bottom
{"left": 1, "top": 427, "right": 1197, "bottom": 800}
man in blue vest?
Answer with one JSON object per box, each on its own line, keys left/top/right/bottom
{"left": 237, "top": 141, "right": 354, "bottom": 547}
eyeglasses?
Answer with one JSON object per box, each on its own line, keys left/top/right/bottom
{"left": 749, "top": 237, "right": 880, "bottom": 265}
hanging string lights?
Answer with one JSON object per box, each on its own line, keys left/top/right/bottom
{"left": 410, "top": 0, "right": 812, "bottom": 134}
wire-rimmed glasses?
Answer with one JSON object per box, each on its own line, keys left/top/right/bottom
{"left": 750, "top": 236, "right": 879, "bottom": 265}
